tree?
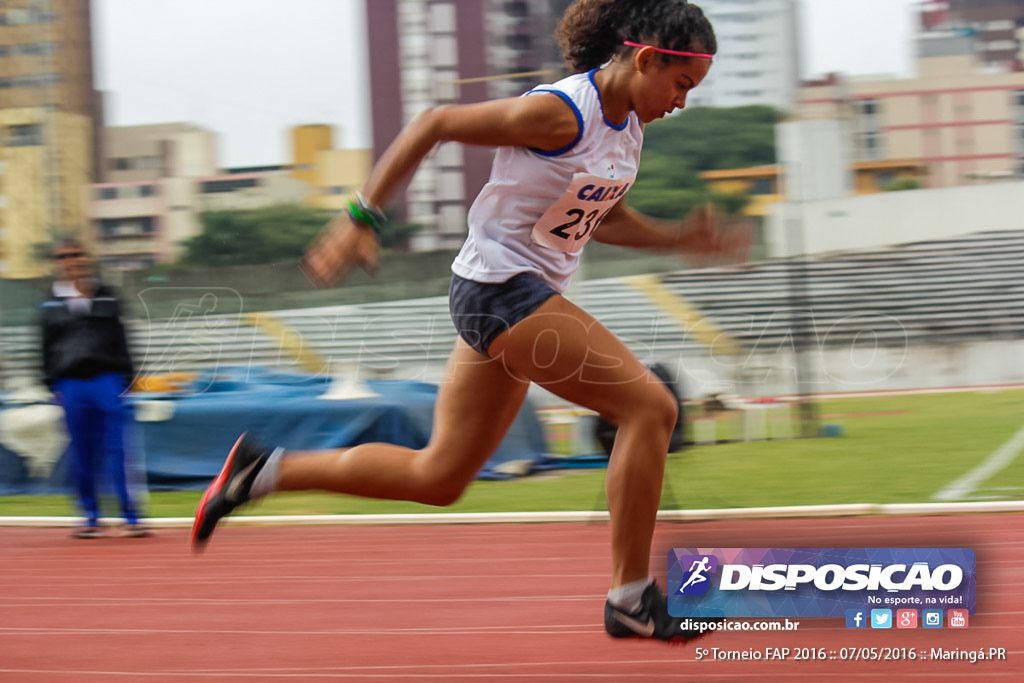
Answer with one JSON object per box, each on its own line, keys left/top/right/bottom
{"left": 628, "top": 105, "right": 784, "bottom": 220}
{"left": 882, "top": 178, "right": 921, "bottom": 192}
{"left": 180, "top": 203, "right": 421, "bottom": 267}
{"left": 375, "top": 210, "right": 423, "bottom": 250}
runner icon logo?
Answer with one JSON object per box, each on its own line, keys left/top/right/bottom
{"left": 677, "top": 555, "right": 718, "bottom": 595}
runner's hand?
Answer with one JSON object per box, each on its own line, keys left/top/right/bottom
{"left": 674, "top": 203, "right": 754, "bottom": 267}
{"left": 300, "top": 213, "right": 381, "bottom": 288}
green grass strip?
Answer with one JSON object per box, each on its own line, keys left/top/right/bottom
{"left": 1, "top": 389, "right": 1021, "bottom": 519}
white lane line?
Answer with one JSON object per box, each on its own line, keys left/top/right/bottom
{"left": 5, "top": 500, "right": 1024, "bottom": 528}
{"left": 933, "top": 424, "right": 1024, "bottom": 501}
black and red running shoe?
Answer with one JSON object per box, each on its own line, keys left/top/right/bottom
{"left": 190, "top": 433, "right": 269, "bottom": 552}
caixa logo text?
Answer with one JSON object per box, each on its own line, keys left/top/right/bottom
{"left": 718, "top": 562, "right": 964, "bottom": 592}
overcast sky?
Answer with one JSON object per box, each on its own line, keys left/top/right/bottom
{"left": 93, "top": 0, "right": 920, "bottom": 168}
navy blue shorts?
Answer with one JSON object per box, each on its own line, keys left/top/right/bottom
{"left": 449, "top": 272, "right": 559, "bottom": 357}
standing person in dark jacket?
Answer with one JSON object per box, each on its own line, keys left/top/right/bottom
{"left": 39, "top": 238, "right": 150, "bottom": 538}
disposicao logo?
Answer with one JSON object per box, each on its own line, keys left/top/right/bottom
{"left": 667, "top": 548, "right": 976, "bottom": 619}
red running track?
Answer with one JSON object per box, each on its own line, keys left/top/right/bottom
{"left": 0, "top": 513, "right": 1021, "bottom": 682}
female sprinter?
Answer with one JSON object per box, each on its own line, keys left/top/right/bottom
{"left": 192, "top": 0, "right": 746, "bottom": 641}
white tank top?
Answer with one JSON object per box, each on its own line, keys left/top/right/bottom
{"left": 451, "top": 70, "right": 644, "bottom": 292}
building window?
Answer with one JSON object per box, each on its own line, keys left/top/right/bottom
{"left": 428, "top": 2, "right": 455, "bottom": 31}
{"left": 505, "top": 34, "right": 532, "bottom": 51}
{"left": 102, "top": 255, "right": 156, "bottom": 271}
{"left": 1015, "top": 91, "right": 1024, "bottom": 168}
{"left": 921, "top": 94, "right": 940, "bottom": 125}
{"left": 985, "top": 40, "right": 1017, "bottom": 51}
{"left": 434, "top": 70, "right": 457, "bottom": 101}
{"left": 750, "top": 178, "right": 774, "bottom": 195}
{"left": 201, "top": 178, "right": 260, "bottom": 193}
{"left": 431, "top": 35, "right": 457, "bottom": 67}
{"left": 856, "top": 98, "right": 882, "bottom": 161}
{"left": 985, "top": 20, "right": 1015, "bottom": 31}
{"left": 858, "top": 133, "right": 882, "bottom": 161}
{"left": 11, "top": 73, "right": 61, "bottom": 88}
{"left": 438, "top": 170, "right": 464, "bottom": 201}
{"left": 12, "top": 41, "right": 58, "bottom": 55}
{"left": 96, "top": 187, "right": 118, "bottom": 200}
{"left": 503, "top": 1, "right": 529, "bottom": 18}
{"left": 858, "top": 98, "right": 880, "bottom": 125}
{"left": 110, "top": 184, "right": 149, "bottom": 198}
{"left": 17, "top": 8, "right": 58, "bottom": 23}
{"left": 6, "top": 124, "right": 42, "bottom": 146}
{"left": 100, "top": 217, "right": 155, "bottom": 237}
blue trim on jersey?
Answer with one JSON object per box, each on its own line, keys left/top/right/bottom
{"left": 526, "top": 88, "right": 585, "bottom": 157}
{"left": 588, "top": 69, "right": 629, "bottom": 131}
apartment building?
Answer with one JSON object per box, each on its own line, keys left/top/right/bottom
{"left": 798, "top": 34, "right": 1024, "bottom": 188}
{"left": 923, "top": 0, "right": 1024, "bottom": 69}
{"left": 365, "top": 0, "right": 558, "bottom": 249}
{"left": 0, "top": 0, "right": 100, "bottom": 277}
{"left": 687, "top": 0, "right": 802, "bottom": 112}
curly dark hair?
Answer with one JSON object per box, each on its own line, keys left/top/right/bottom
{"left": 556, "top": 0, "right": 717, "bottom": 73}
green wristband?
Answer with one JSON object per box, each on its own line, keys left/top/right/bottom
{"left": 346, "top": 194, "right": 386, "bottom": 234}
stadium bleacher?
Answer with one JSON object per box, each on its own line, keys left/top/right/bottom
{"left": 1, "top": 228, "right": 1022, "bottom": 388}
{"left": 662, "top": 229, "right": 1024, "bottom": 349}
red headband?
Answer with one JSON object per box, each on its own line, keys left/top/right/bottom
{"left": 623, "top": 40, "right": 714, "bottom": 60}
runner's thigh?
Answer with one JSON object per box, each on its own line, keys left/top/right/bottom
{"left": 489, "top": 295, "right": 670, "bottom": 425}
{"left": 423, "top": 339, "right": 531, "bottom": 480}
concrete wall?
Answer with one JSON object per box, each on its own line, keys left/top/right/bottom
{"left": 660, "top": 339, "right": 1024, "bottom": 400}
{"left": 766, "top": 179, "right": 1024, "bottom": 257}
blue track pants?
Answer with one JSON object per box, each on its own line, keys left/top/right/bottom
{"left": 53, "top": 373, "right": 140, "bottom": 526}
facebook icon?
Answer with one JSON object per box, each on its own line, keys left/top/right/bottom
{"left": 846, "top": 609, "right": 867, "bottom": 629}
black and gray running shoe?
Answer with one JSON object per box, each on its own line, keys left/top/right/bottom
{"left": 604, "top": 581, "right": 718, "bottom": 642}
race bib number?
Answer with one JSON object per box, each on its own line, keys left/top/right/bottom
{"left": 531, "top": 171, "right": 636, "bottom": 253}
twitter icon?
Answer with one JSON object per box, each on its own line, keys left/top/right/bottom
{"left": 870, "top": 609, "right": 893, "bottom": 629}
